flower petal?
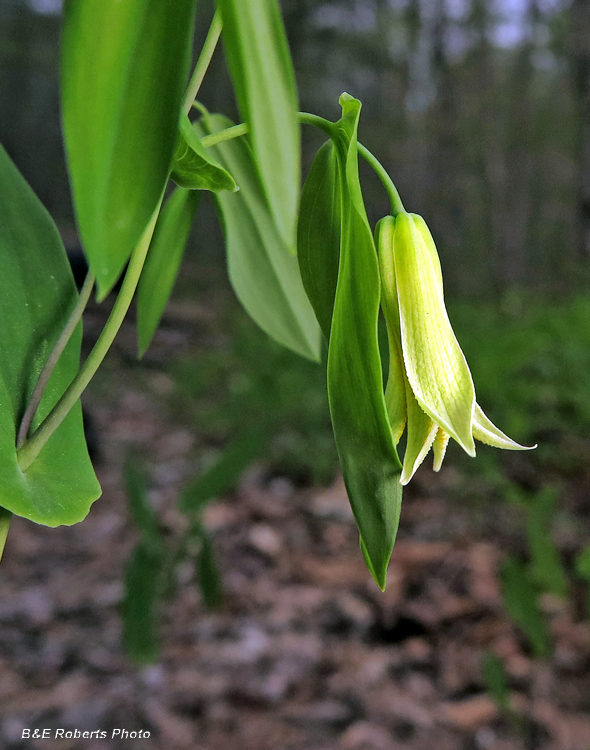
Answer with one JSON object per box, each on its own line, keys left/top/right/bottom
{"left": 432, "top": 428, "right": 450, "bottom": 471}
{"left": 473, "top": 403, "right": 536, "bottom": 450}
{"left": 377, "top": 216, "right": 406, "bottom": 442}
{"left": 401, "top": 385, "right": 438, "bottom": 485}
{"left": 394, "top": 213, "right": 476, "bottom": 455}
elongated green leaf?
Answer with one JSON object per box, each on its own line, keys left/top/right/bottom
{"left": 195, "top": 115, "right": 321, "bottom": 361}
{"left": 137, "top": 188, "right": 201, "bottom": 356}
{"left": 482, "top": 653, "right": 510, "bottom": 713}
{"left": 297, "top": 141, "right": 341, "bottom": 340}
{"left": 328, "top": 95, "right": 403, "bottom": 589}
{"left": 197, "top": 529, "right": 223, "bottom": 609}
{"left": 0, "top": 144, "right": 100, "bottom": 526}
{"left": 180, "top": 427, "right": 265, "bottom": 514}
{"left": 576, "top": 545, "right": 590, "bottom": 581}
{"left": 124, "top": 461, "right": 162, "bottom": 552}
{"left": 526, "top": 490, "right": 567, "bottom": 598}
{"left": 62, "top": 0, "right": 197, "bottom": 298}
{"left": 216, "top": 0, "right": 300, "bottom": 248}
{"left": 501, "top": 556, "right": 551, "bottom": 658}
{"left": 576, "top": 546, "right": 590, "bottom": 620}
{"left": 122, "top": 542, "right": 164, "bottom": 664}
{"left": 171, "top": 115, "right": 237, "bottom": 192}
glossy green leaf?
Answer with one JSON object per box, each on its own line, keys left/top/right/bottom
{"left": 137, "top": 187, "right": 201, "bottom": 357}
{"left": 61, "top": 0, "right": 197, "bottom": 298}
{"left": 195, "top": 114, "right": 321, "bottom": 362}
{"left": 216, "top": 0, "right": 300, "bottom": 248}
{"left": 122, "top": 542, "right": 164, "bottom": 664}
{"left": 171, "top": 115, "right": 237, "bottom": 192}
{"left": 501, "top": 556, "right": 551, "bottom": 658}
{"left": 0, "top": 144, "right": 100, "bottom": 526}
{"left": 197, "top": 529, "right": 222, "bottom": 609}
{"left": 327, "top": 95, "right": 403, "bottom": 589}
{"left": 179, "top": 427, "right": 265, "bottom": 514}
{"left": 297, "top": 140, "right": 341, "bottom": 340}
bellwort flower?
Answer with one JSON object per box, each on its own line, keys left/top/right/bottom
{"left": 377, "top": 213, "right": 534, "bottom": 485}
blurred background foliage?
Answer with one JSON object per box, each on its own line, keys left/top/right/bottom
{"left": 2, "top": 0, "right": 589, "bottom": 296}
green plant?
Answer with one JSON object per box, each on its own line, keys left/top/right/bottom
{"left": 0, "top": 0, "right": 533, "bottom": 589}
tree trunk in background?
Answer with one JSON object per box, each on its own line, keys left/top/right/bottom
{"left": 571, "top": 0, "right": 590, "bottom": 259}
{"left": 501, "top": 0, "right": 536, "bottom": 288}
{"left": 428, "top": 0, "right": 462, "bottom": 294}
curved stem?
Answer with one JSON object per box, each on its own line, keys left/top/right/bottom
{"left": 17, "top": 271, "right": 95, "bottom": 448}
{"left": 200, "top": 123, "right": 249, "bottom": 148}
{"left": 0, "top": 508, "right": 11, "bottom": 565}
{"left": 299, "top": 114, "right": 404, "bottom": 214}
{"left": 298, "top": 112, "right": 336, "bottom": 137}
{"left": 17, "top": 206, "right": 160, "bottom": 472}
{"left": 357, "top": 143, "right": 405, "bottom": 215}
{"left": 183, "top": 11, "right": 222, "bottom": 115}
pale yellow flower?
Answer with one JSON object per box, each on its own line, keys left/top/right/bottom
{"left": 377, "top": 213, "right": 534, "bottom": 485}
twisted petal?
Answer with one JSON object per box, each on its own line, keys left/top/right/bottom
{"left": 401, "top": 385, "right": 438, "bottom": 484}
{"left": 394, "top": 213, "right": 476, "bottom": 456}
{"left": 473, "top": 403, "right": 536, "bottom": 450}
{"left": 433, "top": 428, "right": 450, "bottom": 471}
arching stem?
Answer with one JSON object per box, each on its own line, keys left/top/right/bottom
{"left": 17, "top": 271, "right": 95, "bottom": 448}
{"left": 183, "top": 11, "right": 222, "bottom": 114}
{"left": 17, "top": 207, "right": 160, "bottom": 472}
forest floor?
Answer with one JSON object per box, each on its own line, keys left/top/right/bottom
{"left": 1, "top": 265, "right": 590, "bottom": 750}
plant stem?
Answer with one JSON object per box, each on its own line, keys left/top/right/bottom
{"left": 17, "top": 207, "right": 160, "bottom": 472}
{"left": 17, "top": 271, "right": 95, "bottom": 448}
{"left": 0, "top": 508, "right": 11, "bottom": 564}
{"left": 200, "top": 123, "right": 249, "bottom": 148}
{"left": 298, "top": 112, "right": 337, "bottom": 137}
{"left": 183, "top": 10, "right": 222, "bottom": 115}
{"left": 196, "top": 112, "right": 404, "bottom": 215}
{"left": 357, "top": 143, "right": 405, "bottom": 215}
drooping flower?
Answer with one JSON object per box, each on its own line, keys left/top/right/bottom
{"left": 377, "top": 212, "right": 534, "bottom": 485}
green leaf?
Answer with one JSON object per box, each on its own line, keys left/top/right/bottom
{"left": 197, "top": 529, "right": 223, "bottom": 609}
{"left": 526, "top": 489, "right": 567, "bottom": 598}
{"left": 327, "top": 94, "right": 403, "bottom": 589}
{"left": 122, "top": 541, "right": 164, "bottom": 664}
{"left": 482, "top": 652, "right": 510, "bottom": 713}
{"left": 195, "top": 114, "right": 321, "bottom": 362}
{"left": 61, "top": 0, "right": 197, "bottom": 298}
{"left": 171, "top": 115, "right": 237, "bottom": 192}
{"left": 215, "top": 0, "right": 300, "bottom": 248}
{"left": 501, "top": 556, "right": 551, "bottom": 658}
{"left": 137, "top": 187, "right": 201, "bottom": 356}
{"left": 576, "top": 545, "right": 590, "bottom": 581}
{"left": 576, "top": 546, "right": 590, "bottom": 620}
{"left": 180, "top": 427, "right": 265, "bottom": 514}
{"left": 297, "top": 140, "right": 341, "bottom": 340}
{"left": 124, "top": 461, "right": 162, "bottom": 552}
{"left": 0, "top": 144, "right": 100, "bottom": 526}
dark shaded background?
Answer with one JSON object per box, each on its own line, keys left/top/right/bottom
{"left": 2, "top": 0, "right": 589, "bottom": 296}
